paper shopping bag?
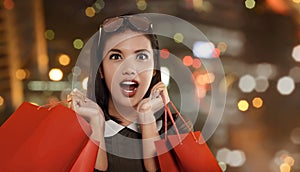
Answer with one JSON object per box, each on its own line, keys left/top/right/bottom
{"left": 155, "top": 92, "right": 221, "bottom": 172}
{"left": 154, "top": 139, "right": 180, "bottom": 172}
{"left": 168, "top": 131, "right": 222, "bottom": 172}
{"left": 0, "top": 102, "right": 97, "bottom": 172}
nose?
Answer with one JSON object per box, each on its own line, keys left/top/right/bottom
{"left": 122, "top": 67, "right": 137, "bottom": 76}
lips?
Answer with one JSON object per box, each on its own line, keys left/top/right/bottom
{"left": 119, "top": 80, "right": 139, "bottom": 97}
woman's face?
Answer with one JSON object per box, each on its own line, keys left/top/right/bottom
{"left": 102, "top": 30, "right": 155, "bottom": 108}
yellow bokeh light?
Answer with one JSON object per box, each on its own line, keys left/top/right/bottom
{"left": 252, "top": 97, "right": 263, "bottom": 108}
{"left": 293, "top": 0, "right": 300, "bottom": 3}
{"left": 0, "top": 96, "right": 4, "bottom": 106}
{"left": 85, "top": 7, "right": 95, "bottom": 17}
{"left": 16, "top": 69, "right": 27, "bottom": 80}
{"left": 217, "top": 42, "right": 228, "bottom": 53}
{"left": 280, "top": 163, "right": 291, "bottom": 172}
{"left": 245, "top": 0, "right": 255, "bottom": 9}
{"left": 284, "top": 156, "right": 295, "bottom": 166}
{"left": 137, "top": 0, "right": 147, "bottom": 10}
{"left": 58, "top": 54, "right": 71, "bottom": 66}
{"left": 238, "top": 100, "right": 249, "bottom": 112}
{"left": 173, "top": 33, "right": 184, "bottom": 43}
{"left": 73, "top": 39, "right": 84, "bottom": 50}
{"left": 45, "top": 29, "right": 55, "bottom": 40}
{"left": 49, "top": 68, "right": 63, "bottom": 81}
{"left": 82, "top": 77, "right": 89, "bottom": 90}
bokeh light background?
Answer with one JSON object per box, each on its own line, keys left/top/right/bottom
{"left": 1, "top": 0, "right": 300, "bottom": 171}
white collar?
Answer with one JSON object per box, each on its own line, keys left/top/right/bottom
{"left": 104, "top": 119, "right": 163, "bottom": 137}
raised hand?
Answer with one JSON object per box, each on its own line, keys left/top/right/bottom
{"left": 69, "top": 89, "right": 105, "bottom": 142}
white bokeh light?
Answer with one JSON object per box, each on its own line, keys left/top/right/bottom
{"left": 289, "top": 66, "right": 300, "bottom": 83}
{"left": 216, "top": 148, "right": 231, "bottom": 163}
{"left": 255, "top": 76, "right": 269, "bottom": 92}
{"left": 256, "top": 63, "right": 276, "bottom": 79}
{"left": 82, "top": 77, "right": 89, "bottom": 90}
{"left": 227, "top": 150, "right": 246, "bottom": 167}
{"left": 277, "top": 76, "right": 295, "bottom": 95}
{"left": 193, "top": 41, "right": 215, "bottom": 58}
{"left": 290, "top": 127, "right": 300, "bottom": 145}
{"left": 292, "top": 45, "right": 300, "bottom": 62}
{"left": 160, "top": 66, "right": 170, "bottom": 86}
{"left": 239, "top": 75, "right": 256, "bottom": 93}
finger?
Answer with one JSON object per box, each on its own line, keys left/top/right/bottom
{"left": 146, "top": 96, "right": 164, "bottom": 113}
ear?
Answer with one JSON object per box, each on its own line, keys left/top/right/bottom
{"left": 153, "top": 70, "right": 156, "bottom": 76}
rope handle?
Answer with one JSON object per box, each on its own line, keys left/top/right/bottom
{"left": 37, "top": 99, "right": 72, "bottom": 110}
{"left": 160, "top": 92, "right": 198, "bottom": 143}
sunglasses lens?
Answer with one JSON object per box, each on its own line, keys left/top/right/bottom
{"left": 128, "top": 16, "right": 151, "bottom": 31}
{"left": 103, "top": 17, "right": 124, "bottom": 32}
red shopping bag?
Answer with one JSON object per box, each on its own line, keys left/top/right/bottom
{"left": 155, "top": 94, "right": 222, "bottom": 172}
{"left": 0, "top": 102, "right": 98, "bottom": 172}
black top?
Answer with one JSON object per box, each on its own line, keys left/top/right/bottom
{"left": 95, "top": 116, "right": 192, "bottom": 172}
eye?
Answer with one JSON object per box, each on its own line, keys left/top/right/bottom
{"left": 109, "top": 54, "right": 122, "bottom": 60}
{"left": 136, "top": 53, "right": 149, "bottom": 60}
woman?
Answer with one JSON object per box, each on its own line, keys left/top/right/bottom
{"left": 70, "top": 14, "right": 184, "bottom": 172}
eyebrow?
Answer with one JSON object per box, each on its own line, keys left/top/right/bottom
{"left": 108, "top": 49, "right": 151, "bottom": 54}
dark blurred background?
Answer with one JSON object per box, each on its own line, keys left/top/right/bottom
{"left": 1, "top": 0, "right": 300, "bottom": 171}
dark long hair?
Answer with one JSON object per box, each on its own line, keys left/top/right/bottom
{"left": 87, "top": 15, "right": 162, "bottom": 123}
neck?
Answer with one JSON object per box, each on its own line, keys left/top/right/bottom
{"left": 108, "top": 97, "right": 138, "bottom": 126}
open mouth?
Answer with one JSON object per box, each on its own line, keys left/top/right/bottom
{"left": 119, "top": 80, "right": 139, "bottom": 97}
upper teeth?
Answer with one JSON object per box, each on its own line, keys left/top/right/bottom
{"left": 122, "top": 81, "right": 136, "bottom": 85}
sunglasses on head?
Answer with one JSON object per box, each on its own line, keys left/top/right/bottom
{"left": 100, "top": 15, "right": 152, "bottom": 33}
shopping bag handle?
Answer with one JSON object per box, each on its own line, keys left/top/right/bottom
{"left": 37, "top": 99, "right": 72, "bottom": 110}
{"left": 160, "top": 92, "right": 198, "bottom": 144}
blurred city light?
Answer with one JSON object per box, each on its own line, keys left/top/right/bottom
{"left": 284, "top": 156, "right": 295, "bottom": 166}
{"left": 256, "top": 63, "right": 276, "bottom": 79}
{"left": 3, "top": 0, "right": 14, "bottom": 10}
{"left": 280, "top": 163, "right": 291, "bottom": 172}
{"left": 239, "top": 75, "right": 256, "bottom": 93}
{"left": 85, "top": 7, "right": 95, "bottom": 17}
{"left": 245, "top": 0, "right": 256, "bottom": 9}
{"left": 289, "top": 66, "right": 300, "bottom": 83}
{"left": 292, "top": 45, "right": 300, "bottom": 62}
{"left": 45, "top": 29, "right": 55, "bottom": 40}
{"left": 82, "top": 77, "right": 89, "bottom": 90}
{"left": 28, "top": 81, "right": 69, "bottom": 91}
{"left": 15, "top": 69, "right": 27, "bottom": 80}
{"left": 193, "top": 41, "right": 215, "bottom": 58}
{"left": 252, "top": 97, "right": 263, "bottom": 108}
{"left": 137, "top": 0, "right": 147, "bottom": 10}
{"left": 160, "top": 48, "right": 170, "bottom": 59}
{"left": 192, "top": 58, "right": 202, "bottom": 69}
{"left": 173, "top": 33, "right": 184, "bottom": 43}
{"left": 238, "top": 100, "right": 249, "bottom": 112}
{"left": 227, "top": 150, "right": 246, "bottom": 167}
{"left": 290, "top": 127, "right": 300, "bottom": 145}
{"left": 93, "top": 0, "right": 105, "bottom": 13}
{"left": 217, "top": 42, "right": 228, "bottom": 53}
{"left": 0, "top": 96, "right": 4, "bottom": 106}
{"left": 73, "top": 38, "right": 84, "bottom": 50}
{"left": 72, "top": 66, "right": 82, "bottom": 76}
{"left": 182, "top": 55, "right": 193, "bottom": 66}
{"left": 218, "top": 161, "right": 227, "bottom": 172}
{"left": 58, "top": 54, "right": 71, "bottom": 66}
{"left": 161, "top": 66, "right": 170, "bottom": 87}
{"left": 293, "top": 0, "right": 300, "bottom": 3}
{"left": 49, "top": 68, "right": 63, "bottom": 81}
{"left": 255, "top": 76, "right": 269, "bottom": 92}
{"left": 277, "top": 76, "right": 295, "bottom": 95}
{"left": 216, "top": 147, "right": 231, "bottom": 163}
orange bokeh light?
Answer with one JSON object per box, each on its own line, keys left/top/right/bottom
{"left": 160, "top": 48, "right": 170, "bottom": 59}
{"left": 192, "top": 58, "right": 202, "bottom": 69}
{"left": 183, "top": 55, "right": 193, "bottom": 66}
